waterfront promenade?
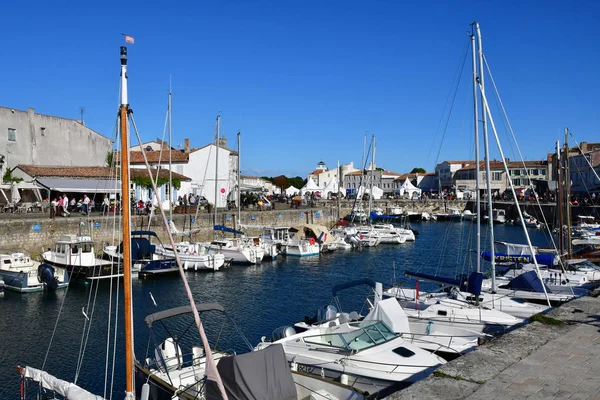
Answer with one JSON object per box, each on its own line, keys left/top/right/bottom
{"left": 389, "top": 294, "right": 600, "bottom": 400}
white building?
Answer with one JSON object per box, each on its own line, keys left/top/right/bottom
{"left": 307, "top": 161, "right": 359, "bottom": 189}
{"left": 435, "top": 160, "right": 474, "bottom": 190}
{"left": 240, "top": 176, "right": 278, "bottom": 195}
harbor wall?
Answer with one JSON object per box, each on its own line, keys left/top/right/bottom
{"left": 0, "top": 199, "right": 470, "bottom": 255}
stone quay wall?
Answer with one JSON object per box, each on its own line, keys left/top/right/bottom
{"left": 0, "top": 199, "right": 468, "bottom": 255}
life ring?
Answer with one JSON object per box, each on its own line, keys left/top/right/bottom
{"left": 309, "top": 238, "right": 316, "bottom": 245}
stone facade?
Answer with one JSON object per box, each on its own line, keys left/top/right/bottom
{"left": 0, "top": 107, "right": 112, "bottom": 177}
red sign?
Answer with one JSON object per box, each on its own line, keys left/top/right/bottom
{"left": 220, "top": 188, "right": 226, "bottom": 194}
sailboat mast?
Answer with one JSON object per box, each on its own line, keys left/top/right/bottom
{"left": 237, "top": 130, "right": 241, "bottom": 230}
{"left": 369, "top": 135, "right": 375, "bottom": 215}
{"left": 471, "top": 28, "right": 481, "bottom": 274}
{"left": 168, "top": 82, "right": 173, "bottom": 221}
{"left": 565, "top": 128, "right": 572, "bottom": 258}
{"left": 214, "top": 115, "right": 220, "bottom": 237}
{"left": 476, "top": 22, "right": 496, "bottom": 292}
{"left": 557, "top": 140, "right": 564, "bottom": 256}
{"left": 119, "top": 45, "right": 134, "bottom": 399}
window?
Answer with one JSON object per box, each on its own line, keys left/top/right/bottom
{"left": 541, "top": 169, "right": 546, "bottom": 176}
{"left": 513, "top": 178, "right": 521, "bottom": 186}
{"left": 393, "top": 347, "right": 416, "bottom": 357}
{"left": 493, "top": 172, "right": 502, "bottom": 181}
{"left": 7, "top": 128, "right": 16, "bottom": 141}
{"left": 40, "top": 127, "right": 46, "bottom": 136}
{"left": 532, "top": 169, "right": 538, "bottom": 175}
{"left": 514, "top": 170, "right": 520, "bottom": 176}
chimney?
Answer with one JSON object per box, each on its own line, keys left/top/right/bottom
{"left": 184, "top": 138, "right": 190, "bottom": 153}
{"left": 218, "top": 136, "right": 227, "bottom": 149}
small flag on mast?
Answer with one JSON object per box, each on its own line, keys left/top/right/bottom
{"left": 124, "top": 35, "right": 134, "bottom": 44}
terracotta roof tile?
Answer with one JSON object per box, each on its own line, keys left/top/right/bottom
{"left": 457, "top": 161, "right": 505, "bottom": 171}
{"left": 506, "top": 161, "right": 548, "bottom": 168}
{"left": 114, "top": 150, "right": 189, "bottom": 164}
{"left": 16, "top": 165, "right": 191, "bottom": 181}
{"left": 309, "top": 170, "right": 324, "bottom": 175}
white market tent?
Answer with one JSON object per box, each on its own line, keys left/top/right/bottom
{"left": 0, "top": 181, "right": 44, "bottom": 204}
{"left": 357, "top": 186, "right": 384, "bottom": 200}
{"left": 397, "top": 178, "right": 421, "bottom": 199}
{"left": 321, "top": 179, "right": 339, "bottom": 199}
{"left": 284, "top": 185, "right": 299, "bottom": 196}
{"left": 300, "top": 178, "right": 320, "bottom": 195}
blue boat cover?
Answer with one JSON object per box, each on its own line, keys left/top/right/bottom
{"left": 480, "top": 251, "right": 555, "bottom": 266}
{"left": 505, "top": 270, "right": 552, "bottom": 293}
{"left": 331, "top": 278, "right": 376, "bottom": 297}
{"left": 370, "top": 211, "right": 398, "bottom": 220}
{"left": 214, "top": 225, "right": 244, "bottom": 235}
{"left": 404, "top": 271, "right": 483, "bottom": 296}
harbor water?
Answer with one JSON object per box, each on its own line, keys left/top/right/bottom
{"left": 0, "top": 222, "right": 555, "bottom": 399}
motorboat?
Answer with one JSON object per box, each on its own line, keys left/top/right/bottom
{"left": 294, "top": 280, "right": 484, "bottom": 358}
{"left": 384, "top": 279, "right": 522, "bottom": 334}
{"left": 208, "top": 238, "right": 265, "bottom": 264}
{"left": 373, "top": 223, "right": 414, "bottom": 242}
{"left": 0, "top": 251, "right": 68, "bottom": 292}
{"left": 433, "top": 208, "right": 463, "bottom": 222}
{"left": 482, "top": 208, "right": 506, "bottom": 224}
{"left": 135, "top": 303, "right": 368, "bottom": 400}
{"left": 42, "top": 235, "right": 118, "bottom": 281}
{"left": 261, "top": 226, "right": 321, "bottom": 257}
{"left": 256, "top": 317, "right": 446, "bottom": 394}
{"left": 103, "top": 231, "right": 179, "bottom": 277}
{"left": 354, "top": 227, "right": 382, "bottom": 247}
{"left": 154, "top": 242, "right": 226, "bottom": 271}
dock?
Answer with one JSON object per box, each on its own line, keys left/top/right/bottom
{"left": 388, "top": 294, "right": 600, "bottom": 399}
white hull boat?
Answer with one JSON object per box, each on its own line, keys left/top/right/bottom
{"left": 209, "top": 238, "right": 264, "bottom": 264}
{"left": 155, "top": 242, "right": 225, "bottom": 271}
{"left": 0, "top": 252, "right": 68, "bottom": 292}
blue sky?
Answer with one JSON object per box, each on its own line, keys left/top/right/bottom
{"left": 1, "top": 1, "right": 598, "bottom": 177}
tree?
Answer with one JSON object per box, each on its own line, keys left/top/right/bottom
{"left": 3, "top": 168, "right": 23, "bottom": 183}
{"left": 410, "top": 167, "right": 426, "bottom": 174}
{"left": 288, "top": 176, "right": 305, "bottom": 189}
{"left": 106, "top": 151, "right": 115, "bottom": 167}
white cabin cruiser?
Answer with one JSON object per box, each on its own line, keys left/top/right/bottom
{"left": 257, "top": 318, "right": 446, "bottom": 393}
{"left": 261, "top": 226, "right": 320, "bottom": 257}
{"left": 43, "top": 235, "right": 117, "bottom": 281}
{"left": 208, "top": 238, "right": 264, "bottom": 264}
{"left": 155, "top": 242, "right": 226, "bottom": 271}
{"left": 0, "top": 251, "right": 68, "bottom": 292}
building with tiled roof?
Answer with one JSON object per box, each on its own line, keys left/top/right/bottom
{"left": 435, "top": 160, "right": 475, "bottom": 190}
{"left": 13, "top": 164, "right": 190, "bottom": 201}
{"left": 308, "top": 161, "right": 359, "bottom": 193}
{"left": 0, "top": 106, "right": 112, "bottom": 179}
{"left": 453, "top": 161, "right": 506, "bottom": 194}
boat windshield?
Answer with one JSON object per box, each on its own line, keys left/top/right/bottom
{"left": 304, "top": 321, "right": 396, "bottom": 351}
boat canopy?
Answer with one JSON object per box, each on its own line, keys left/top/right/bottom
{"left": 214, "top": 225, "right": 244, "bottom": 235}
{"left": 364, "top": 298, "right": 410, "bottom": 334}
{"left": 145, "top": 303, "right": 225, "bottom": 327}
{"left": 331, "top": 278, "right": 376, "bottom": 297}
{"left": 206, "top": 344, "right": 296, "bottom": 400}
{"left": 131, "top": 230, "right": 160, "bottom": 238}
{"left": 291, "top": 224, "right": 335, "bottom": 244}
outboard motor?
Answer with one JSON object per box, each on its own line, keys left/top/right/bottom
{"left": 271, "top": 326, "right": 296, "bottom": 342}
{"left": 38, "top": 264, "right": 58, "bottom": 291}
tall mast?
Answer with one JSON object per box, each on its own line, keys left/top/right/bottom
{"left": 213, "top": 115, "right": 220, "bottom": 236}
{"left": 337, "top": 159, "right": 341, "bottom": 220}
{"left": 119, "top": 45, "right": 134, "bottom": 400}
{"left": 557, "top": 140, "right": 564, "bottom": 256}
{"left": 237, "top": 130, "right": 241, "bottom": 230}
{"left": 565, "top": 128, "right": 572, "bottom": 258}
{"left": 168, "top": 79, "right": 173, "bottom": 221}
{"left": 476, "top": 22, "right": 496, "bottom": 292}
{"left": 369, "top": 135, "right": 375, "bottom": 215}
{"left": 471, "top": 27, "right": 481, "bottom": 274}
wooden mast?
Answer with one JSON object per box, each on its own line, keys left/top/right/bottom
{"left": 119, "top": 45, "right": 134, "bottom": 399}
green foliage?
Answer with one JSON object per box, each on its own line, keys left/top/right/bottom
{"left": 131, "top": 176, "right": 181, "bottom": 190}
{"left": 288, "top": 176, "right": 306, "bottom": 189}
{"left": 411, "top": 167, "right": 426, "bottom": 173}
{"left": 106, "top": 151, "right": 114, "bottom": 167}
{"left": 3, "top": 168, "right": 23, "bottom": 183}
{"left": 530, "top": 313, "right": 565, "bottom": 326}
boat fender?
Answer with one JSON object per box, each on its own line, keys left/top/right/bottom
{"left": 140, "top": 383, "right": 150, "bottom": 400}
{"left": 426, "top": 321, "right": 433, "bottom": 335}
{"left": 309, "top": 238, "right": 316, "bottom": 245}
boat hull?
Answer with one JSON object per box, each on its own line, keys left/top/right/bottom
{"left": 41, "top": 258, "right": 121, "bottom": 281}
{"left": 0, "top": 269, "right": 68, "bottom": 292}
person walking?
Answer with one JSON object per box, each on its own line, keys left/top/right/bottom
{"left": 102, "top": 195, "right": 110, "bottom": 215}
{"left": 50, "top": 198, "right": 58, "bottom": 219}
{"left": 82, "top": 194, "right": 90, "bottom": 215}
{"left": 62, "top": 194, "right": 71, "bottom": 217}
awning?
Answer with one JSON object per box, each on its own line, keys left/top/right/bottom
{"left": 36, "top": 178, "right": 121, "bottom": 193}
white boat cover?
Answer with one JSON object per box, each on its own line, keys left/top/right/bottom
{"left": 23, "top": 366, "right": 104, "bottom": 399}
{"left": 494, "top": 241, "right": 537, "bottom": 256}
{"left": 206, "top": 344, "right": 296, "bottom": 400}
{"left": 364, "top": 298, "right": 410, "bottom": 334}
